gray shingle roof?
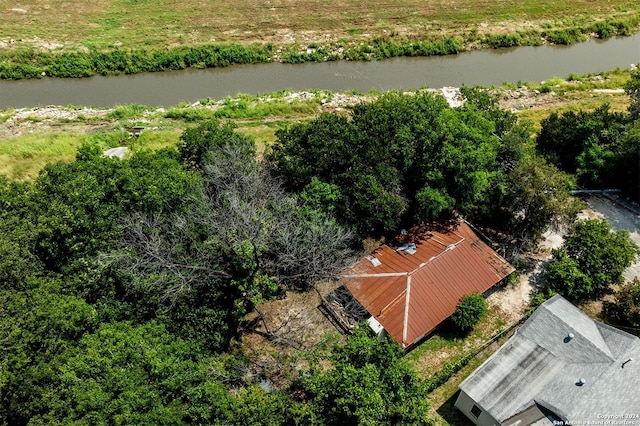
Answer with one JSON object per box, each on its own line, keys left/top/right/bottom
{"left": 459, "top": 295, "right": 640, "bottom": 423}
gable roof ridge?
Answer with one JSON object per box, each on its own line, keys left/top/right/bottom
{"left": 522, "top": 295, "right": 614, "bottom": 361}
{"left": 402, "top": 274, "right": 412, "bottom": 348}
{"left": 408, "top": 235, "right": 466, "bottom": 275}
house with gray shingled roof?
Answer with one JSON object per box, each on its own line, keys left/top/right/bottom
{"left": 456, "top": 294, "right": 640, "bottom": 426}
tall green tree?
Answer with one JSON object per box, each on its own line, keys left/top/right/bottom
{"left": 625, "top": 67, "right": 640, "bottom": 120}
{"left": 536, "top": 104, "right": 626, "bottom": 174}
{"left": 31, "top": 321, "right": 218, "bottom": 425}
{"left": 0, "top": 177, "right": 42, "bottom": 288}
{"left": 545, "top": 219, "right": 639, "bottom": 299}
{"left": 0, "top": 284, "right": 98, "bottom": 424}
{"left": 268, "top": 92, "right": 514, "bottom": 238}
{"left": 504, "top": 156, "right": 580, "bottom": 244}
{"left": 303, "top": 326, "right": 433, "bottom": 426}
{"left": 30, "top": 145, "right": 200, "bottom": 272}
{"left": 536, "top": 93, "right": 639, "bottom": 201}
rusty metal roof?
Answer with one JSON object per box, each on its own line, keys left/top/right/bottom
{"left": 341, "top": 221, "right": 514, "bottom": 349}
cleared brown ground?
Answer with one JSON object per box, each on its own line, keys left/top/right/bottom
{"left": 1, "top": 0, "right": 639, "bottom": 51}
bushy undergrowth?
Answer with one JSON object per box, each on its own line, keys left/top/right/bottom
{"left": 0, "top": 44, "right": 273, "bottom": 80}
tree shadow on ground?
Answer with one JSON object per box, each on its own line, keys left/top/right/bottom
{"left": 436, "top": 319, "right": 471, "bottom": 341}
{"left": 436, "top": 390, "right": 474, "bottom": 426}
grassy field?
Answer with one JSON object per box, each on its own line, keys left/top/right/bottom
{"left": 2, "top": 0, "right": 639, "bottom": 51}
{"left": 1, "top": 0, "right": 639, "bottom": 73}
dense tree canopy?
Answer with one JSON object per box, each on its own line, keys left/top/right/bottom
{"left": 0, "top": 88, "right": 603, "bottom": 424}
{"left": 545, "top": 219, "right": 639, "bottom": 300}
{"left": 268, "top": 90, "right": 577, "bottom": 245}
{"left": 304, "top": 326, "right": 433, "bottom": 426}
{"left": 536, "top": 94, "right": 640, "bottom": 201}
{"left": 0, "top": 126, "right": 359, "bottom": 424}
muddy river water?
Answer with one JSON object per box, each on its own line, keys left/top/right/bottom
{"left": 1, "top": 34, "right": 638, "bottom": 108}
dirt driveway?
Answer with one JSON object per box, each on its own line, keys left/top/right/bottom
{"left": 488, "top": 194, "right": 640, "bottom": 323}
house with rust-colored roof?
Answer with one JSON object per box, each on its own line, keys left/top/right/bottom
{"left": 339, "top": 220, "right": 514, "bottom": 350}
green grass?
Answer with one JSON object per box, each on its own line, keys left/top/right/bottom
{"left": 0, "top": 129, "right": 182, "bottom": 180}
{"left": 428, "top": 343, "right": 507, "bottom": 425}
{"left": 402, "top": 301, "right": 519, "bottom": 424}
{"left": 236, "top": 125, "right": 279, "bottom": 156}
{"left": 518, "top": 93, "right": 629, "bottom": 131}
{"left": 406, "top": 302, "right": 515, "bottom": 378}
{"left": 0, "top": 88, "right": 332, "bottom": 180}
{"left": 497, "top": 68, "right": 632, "bottom": 129}
{"left": 0, "top": 132, "right": 87, "bottom": 179}
{"left": 1, "top": 0, "right": 639, "bottom": 78}
{"left": 2, "top": 0, "right": 638, "bottom": 50}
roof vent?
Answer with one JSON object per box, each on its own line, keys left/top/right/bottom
{"left": 622, "top": 358, "right": 633, "bottom": 368}
{"left": 564, "top": 332, "right": 575, "bottom": 343}
{"left": 577, "top": 377, "right": 586, "bottom": 386}
{"left": 368, "top": 256, "right": 382, "bottom": 267}
{"left": 397, "top": 243, "right": 417, "bottom": 255}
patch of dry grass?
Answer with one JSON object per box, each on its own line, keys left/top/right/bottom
{"left": 516, "top": 92, "right": 630, "bottom": 130}
{"left": 405, "top": 304, "right": 512, "bottom": 379}
{"left": 1, "top": 0, "right": 639, "bottom": 52}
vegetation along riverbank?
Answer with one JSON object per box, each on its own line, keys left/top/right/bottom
{"left": 1, "top": 0, "right": 640, "bottom": 79}
{"left": 0, "top": 66, "right": 633, "bottom": 180}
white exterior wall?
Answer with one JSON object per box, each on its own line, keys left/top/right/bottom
{"left": 454, "top": 391, "right": 500, "bottom": 426}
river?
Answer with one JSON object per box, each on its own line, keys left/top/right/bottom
{"left": 1, "top": 34, "right": 639, "bottom": 108}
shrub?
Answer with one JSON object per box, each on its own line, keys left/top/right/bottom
{"left": 545, "top": 28, "right": 583, "bottom": 45}
{"left": 425, "top": 352, "right": 475, "bottom": 392}
{"left": 594, "top": 22, "right": 616, "bottom": 39}
{"left": 164, "top": 106, "right": 217, "bottom": 122}
{"left": 613, "top": 278, "right": 640, "bottom": 327}
{"left": 46, "top": 52, "right": 94, "bottom": 78}
{"left": 485, "top": 33, "right": 521, "bottom": 49}
{"left": 107, "top": 104, "right": 149, "bottom": 121}
{"left": 0, "top": 63, "right": 42, "bottom": 80}
{"left": 451, "top": 292, "right": 488, "bottom": 332}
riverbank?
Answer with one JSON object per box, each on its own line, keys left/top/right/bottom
{"left": 1, "top": 0, "right": 639, "bottom": 79}
{"left": 0, "top": 67, "right": 632, "bottom": 180}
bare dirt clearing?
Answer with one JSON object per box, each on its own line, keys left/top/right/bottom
{"left": 489, "top": 194, "right": 640, "bottom": 324}
{"left": 486, "top": 228, "right": 564, "bottom": 323}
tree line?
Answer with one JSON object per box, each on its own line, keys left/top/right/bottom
{"left": 536, "top": 69, "right": 640, "bottom": 319}
{"left": 0, "top": 119, "right": 431, "bottom": 424}
{"left": 267, "top": 87, "right": 579, "bottom": 247}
